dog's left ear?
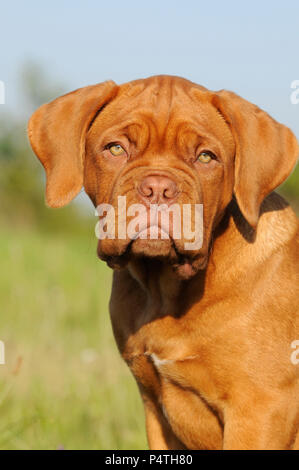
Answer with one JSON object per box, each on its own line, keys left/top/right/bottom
{"left": 28, "top": 81, "right": 118, "bottom": 208}
{"left": 212, "top": 91, "right": 298, "bottom": 228}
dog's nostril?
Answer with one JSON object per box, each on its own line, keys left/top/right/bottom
{"left": 164, "top": 181, "right": 177, "bottom": 199}
{"left": 143, "top": 185, "right": 153, "bottom": 198}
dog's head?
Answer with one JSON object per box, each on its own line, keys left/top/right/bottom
{"left": 28, "top": 75, "right": 298, "bottom": 278}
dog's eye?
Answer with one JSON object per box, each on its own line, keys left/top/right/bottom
{"left": 108, "top": 144, "right": 125, "bottom": 156}
{"left": 197, "top": 151, "right": 214, "bottom": 163}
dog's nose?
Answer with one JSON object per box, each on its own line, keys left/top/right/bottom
{"left": 138, "top": 175, "right": 178, "bottom": 205}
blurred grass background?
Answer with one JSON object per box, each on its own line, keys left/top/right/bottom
{"left": 0, "top": 65, "right": 146, "bottom": 450}
{"left": 0, "top": 63, "right": 298, "bottom": 450}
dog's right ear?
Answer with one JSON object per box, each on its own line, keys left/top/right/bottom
{"left": 28, "top": 81, "right": 118, "bottom": 207}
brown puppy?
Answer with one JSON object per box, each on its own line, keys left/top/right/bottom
{"left": 28, "top": 76, "right": 299, "bottom": 450}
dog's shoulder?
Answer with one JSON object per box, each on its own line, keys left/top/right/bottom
{"left": 228, "top": 192, "right": 298, "bottom": 248}
{"left": 258, "top": 192, "right": 299, "bottom": 247}
{"left": 212, "top": 193, "right": 298, "bottom": 281}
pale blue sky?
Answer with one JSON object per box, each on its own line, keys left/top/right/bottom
{"left": 1, "top": 0, "right": 299, "bottom": 135}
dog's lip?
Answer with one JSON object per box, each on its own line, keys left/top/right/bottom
{"left": 131, "top": 223, "right": 170, "bottom": 240}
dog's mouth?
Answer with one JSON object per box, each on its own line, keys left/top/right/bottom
{"left": 131, "top": 222, "right": 170, "bottom": 241}
{"left": 97, "top": 223, "right": 208, "bottom": 280}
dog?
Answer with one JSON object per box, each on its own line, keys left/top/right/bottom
{"left": 28, "top": 75, "right": 299, "bottom": 450}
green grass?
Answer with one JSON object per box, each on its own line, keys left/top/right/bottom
{"left": 0, "top": 226, "right": 146, "bottom": 450}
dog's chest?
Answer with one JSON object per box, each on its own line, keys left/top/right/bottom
{"left": 110, "top": 269, "right": 227, "bottom": 448}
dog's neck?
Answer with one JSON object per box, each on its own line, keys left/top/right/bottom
{"left": 128, "top": 258, "right": 185, "bottom": 318}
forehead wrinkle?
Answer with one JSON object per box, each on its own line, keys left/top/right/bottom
{"left": 121, "top": 78, "right": 191, "bottom": 138}
{"left": 103, "top": 113, "right": 158, "bottom": 154}
{"left": 125, "top": 120, "right": 152, "bottom": 153}
{"left": 170, "top": 103, "right": 234, "bottom": 154}
{"left": 146, "top": 88, "right": 211, "bottom": 145}
{"left": 162, "top": 114, "right": 232, "bottom": 160}
{"left": 174, "top": 123, "right": 201, "bottom": 155}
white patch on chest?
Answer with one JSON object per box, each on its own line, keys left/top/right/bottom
{"left": 146, "top": 352, "right": 198, "bottom": 368}
{"left": 150, "top": 353, "right": 174, "bottom": 367}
